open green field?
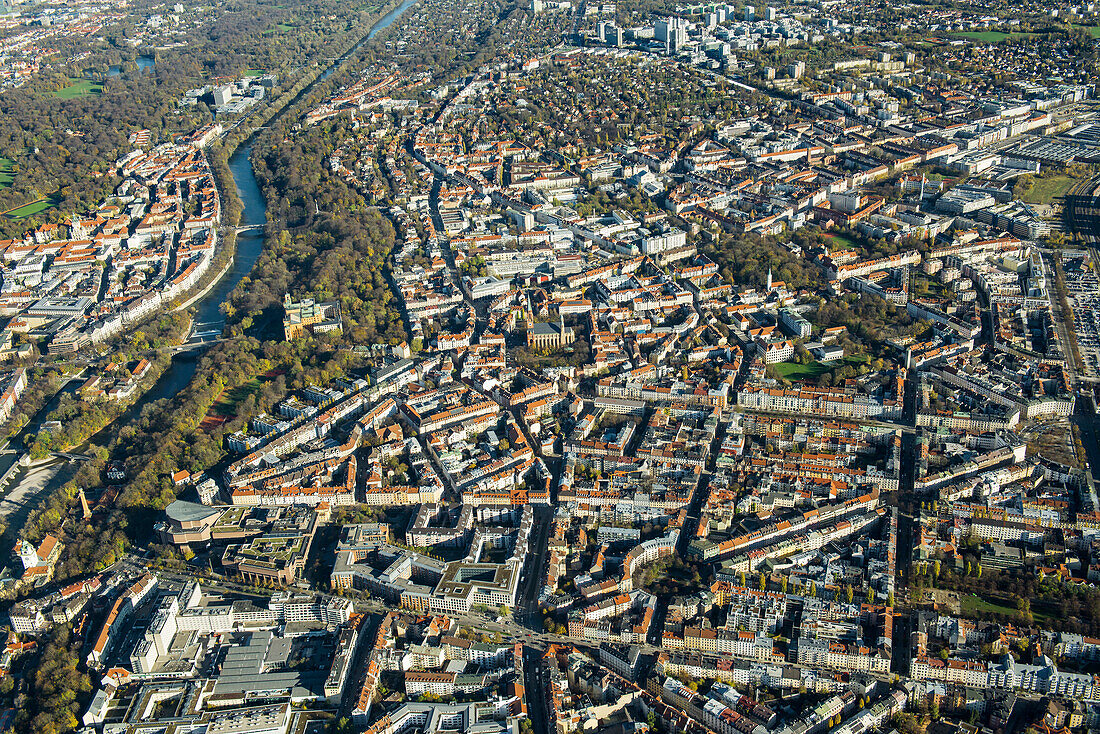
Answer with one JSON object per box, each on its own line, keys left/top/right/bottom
{"left": 4, "top": 196, "right": 58, "bottom": 220}
{"left": 961, "top": 593, "right": 1051, "bottom": 623}
{"left": 0, "top": 158, "right": 12, "bottom": 189}
{"left": 276, "top": 23, "right": 295, "bottom": 32}
{"left": 774, "top": 355, "right": 867, "bottom": 382}
{"left": 822, "top": 232, "right": 859, "bottom": 249}
{"left": 773, "top": 360, "right": 831, "bottom": 381}
{"left": 1019, "top": 174, "right": 1080, "bottom": 205}
{"left": 960, "top": 594, "right": 1017, "bottom": 618}
{"left": 244, "top": 69, "right": 266, "bottom": 77}
{"left": 211, "top": 376, "right": 267, "bottom": 417}
{"left": 1074, "top": 25, "right": 1100, "bottom": 38}
{"left": 952, "top": 30, "right": 1038, "bottom": 42}
{"left": 53, "top": 78, "right": 104, "bottom": 99}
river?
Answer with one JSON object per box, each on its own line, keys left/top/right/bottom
{"left": 91, "top": 142, "right": 269, "bottom": 419}
{"left": 0, "top": 136, "right": 266, "bottom": 537}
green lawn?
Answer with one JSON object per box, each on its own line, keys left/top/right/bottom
{"left": 1074, "top": 25, "right": 1100, "bottom": 38}
{"left": 244, "top": 69, "right": 266, "bottom": 77}
{"left": 961, "top": 593, "right": 1051, "bottom": 624}
{"left": 1019, "top": 174, "right": 1080, "bottom": 205}
{"left": 952, "top": 30, "right": 1038, "bottom": 43}
{"left": 963, "top": 594, "right": 1012, "bottom": 616}
{"left": 822, "top": 232, "right": 858, "bottom": 249}
{"left": 773, "top": 360, "right": 831, "bottom": 381}
{"left": 53, "top": 78, "right": 104, "bottom": 99}
{"left": 774, "top": 354, "right": 867, "bottom": 382}
{"left": 211, "top": 376, "right": 267, "bottom": 417}
{"left": 953, "top": 30, "right": 1011, "bottom": 42}
{"left": 276, "top": 23, "right": 295, "bottom": 32}
{"left": 0, "top": 158, "right": 12, "bottom": 189}
{"left": 960, "top": 594, "right": 1017, "bottom": 618}
{"left": 4, "top": 196, "right": 58, "bottom": 220}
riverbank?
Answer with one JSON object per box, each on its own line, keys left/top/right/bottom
{"left": 191, "top": 0, "right": 414, "bottom": 306}
{"left": 173, "top": 256, "right": 235, "bottom": 314}
{"left": 191, "top": 0, "right": 415, "bottom": 326}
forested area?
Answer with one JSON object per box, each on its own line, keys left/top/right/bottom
{"left": 811, "top": 293, "right": 929, "bottom": 348}
{"left": 13, "top": 626, "right": 90, "bottom": 734}
{"left": 2, "top": 366, "right": 63, "bottom": 439}
{"left": 23, "top": 310, "right": 192, "bottom": 461}
{"left": 246, "top": 122, "right": 406, "bottom": 345}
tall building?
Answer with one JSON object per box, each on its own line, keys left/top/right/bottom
{"left": 655, "top": 17, "right": 687, "bottom": 53}
{"left": 212, "top": 84, "right": 234, "bottom": 107}
{"left": 599, "top": 21, "right": 622, "bottom": 46}
{"left": 527, "top": 315, "right": 575, "bottom": 350}
{"left": 744, "top": 4, "right": 755, "bottom": 21}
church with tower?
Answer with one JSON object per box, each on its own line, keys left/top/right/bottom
{"left": 527, "top": 313, "right": 575, "bottom": 350}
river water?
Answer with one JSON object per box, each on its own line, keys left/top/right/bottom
{"left": 326, "top": 0, "right": 418, "bottom": 79}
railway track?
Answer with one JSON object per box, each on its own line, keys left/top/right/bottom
{"left": 1064, "top": 174, "right": 1100, "bottom": 244}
